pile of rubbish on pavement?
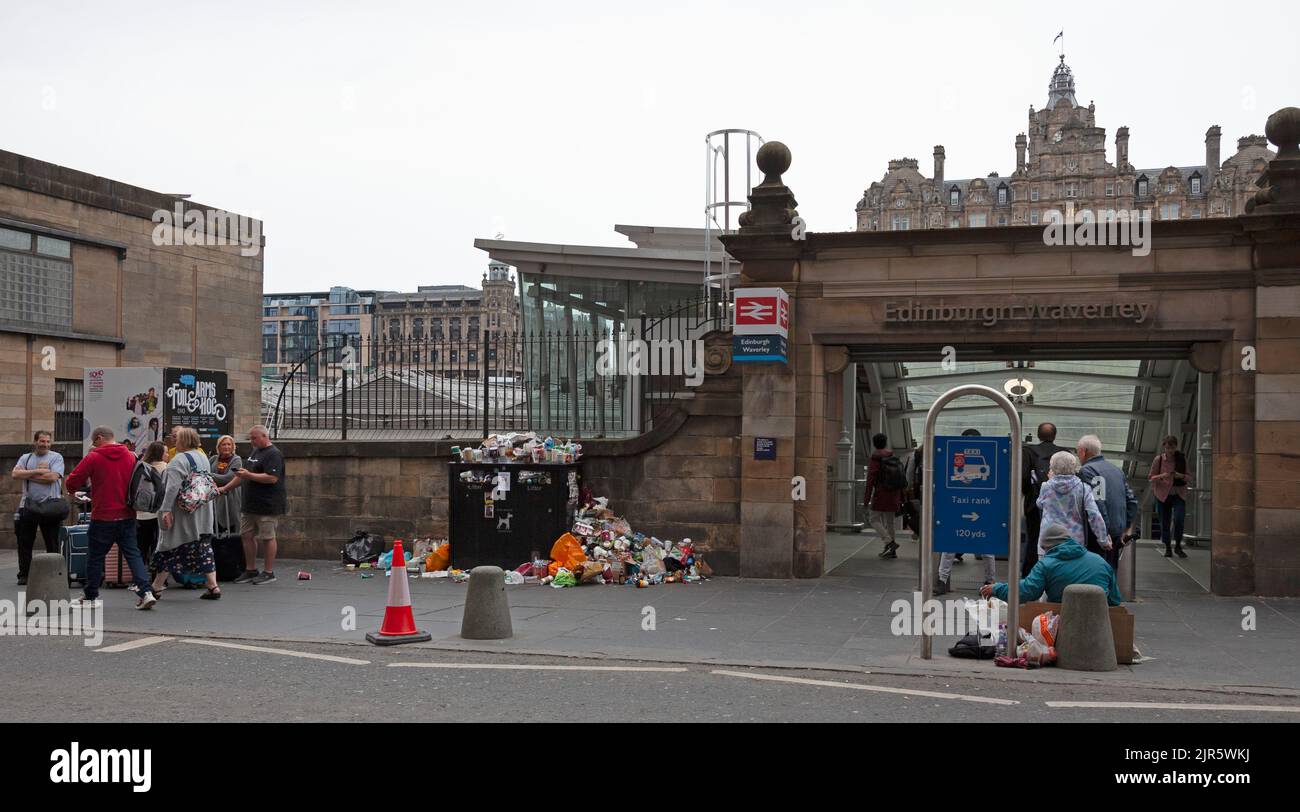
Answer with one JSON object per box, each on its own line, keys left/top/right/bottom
{"left": 530, "top": 496, "right": 712, "bottom": 588}
{"left": 452, "top": 432, "right": 583, "bottom": 464}
{"left": 340, "top": 492, "right": 712, "bottom": 589}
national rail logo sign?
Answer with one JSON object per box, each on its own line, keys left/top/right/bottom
{"left": 733, "top": 287, "right": 790, "bottom": 338}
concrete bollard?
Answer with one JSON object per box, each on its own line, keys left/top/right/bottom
{"left": 460, "top": 566, "right": 513, "bottom": 640}
{"left": 26, "top": 553, "right": 69, "bottom": 613}
{"left": 1055, "top": 584, "right": 1117, "bottom": 672}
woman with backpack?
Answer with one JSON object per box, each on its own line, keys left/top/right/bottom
{"left": 865, "top": 433, "right": 906, "bottom": 558}
{"left": 147, "top": 427, "right": 221, "bottom": 600}
{"left": 134, "top": 441, "right": 170, "bottom": 564}
{"left": 1149, "top": 435, "right": 1193, "bottom": 558}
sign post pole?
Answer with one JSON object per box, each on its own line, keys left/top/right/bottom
{"left": 921, "top": 385, "right": 1022, "bottom": 660}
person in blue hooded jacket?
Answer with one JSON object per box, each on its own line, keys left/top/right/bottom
{"left": 981, "top": 523, "right": 1123, "bottom": 606}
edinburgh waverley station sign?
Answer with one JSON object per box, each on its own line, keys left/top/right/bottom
{"left": 884, "top": 298, "right": 1156, "bottom": 327}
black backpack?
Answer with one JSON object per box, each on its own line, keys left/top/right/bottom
{"left": 128, "top": 458, "right": 165, "bottom": 513}
{"left": 879, "top": 455, "right": 908, "bottom": 492}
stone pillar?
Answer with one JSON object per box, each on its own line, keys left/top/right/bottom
{"left": 1239, "top": 107, "right": 1300, "bottom": 595}
{"left": 1015, "top": 134, "right": 1027, "bottom": 174}
{"left": 1116, "top": 126, "right": 1130, "bottom": 170}
{"left": 833, "top": 361, "right": 857, "bottom": 528}
{"left": 933, "top": 146, "right": 945, "bottom": 189}
{"left": 725, "top": 141, "right": 827, "bottom": 578}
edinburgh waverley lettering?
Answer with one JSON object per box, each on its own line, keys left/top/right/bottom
{"left": 885, "top": 299, "right": 1154, "bottom": 327}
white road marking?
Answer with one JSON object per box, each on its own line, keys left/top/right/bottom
{"left": 390, "top": 663, "right": 688, "bottom": 672}
{"left": 94, "top": 636, "right": 175, "bottom": 653}
{"left": 178, "top": 638, "right": 370, "bottom": 665}
{"left": 711, "top": 669, "right": 1019, "bottom": 705}
{"left": 1046, "top": 701, "right": 1300, "bottom": 714}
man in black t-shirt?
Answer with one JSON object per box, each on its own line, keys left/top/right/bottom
{"left": 217, "top": 425, "right": 285, "bottom": 585}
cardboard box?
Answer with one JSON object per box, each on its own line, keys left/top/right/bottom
{"left": 1017, "top": 601, "right": 1135, "bottom": 665}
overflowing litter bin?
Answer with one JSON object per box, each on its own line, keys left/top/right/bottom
{"left": 448, "top": 461, "right": 582, "bottom": 570}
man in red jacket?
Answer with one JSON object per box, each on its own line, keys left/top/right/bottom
{"left": 65, "top": 426, "right": 156, "bottom": 608}
{"left": 865, "top": 433, "right": 905, "bottom": 558}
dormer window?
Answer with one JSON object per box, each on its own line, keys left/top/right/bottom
{"left": 1136, "top": 176, "right": 1149, "bottom": 197}
{"left": 1190, "top": 174, "right": 1202, "bottom": 195}
{"left": 997, "top": 185, "right": 1008, "bottom": 205}
{"left": 949, "top": 188, "right": 960, "bottom": 207}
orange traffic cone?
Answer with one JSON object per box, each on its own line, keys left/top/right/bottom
{"left": 366, "top": 541, "right": 432, "bottom": 646}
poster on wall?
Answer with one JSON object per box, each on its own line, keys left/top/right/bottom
{"left": 163, "top": 368, "right": 231, "bottom": 453}
{"left": 83, "top": 367, "right": 232, "bottom": 455}
{"left": 82, "top": 367, "right": 166, "bottom": 456}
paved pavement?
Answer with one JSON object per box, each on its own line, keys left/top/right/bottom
{"left": 2, "top": 534, "right": 1297, "bottom": 696}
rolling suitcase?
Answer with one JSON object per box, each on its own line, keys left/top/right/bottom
{"left": 60, "top": 523, "right": 90, "bottom": 587}
{"left": 212, "top": 535, "right": 246, "bottom": 582}
{"left": 102, "top": 543, "right": 133, "bottom": 588}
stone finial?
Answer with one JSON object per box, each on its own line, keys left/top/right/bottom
{"left": 1245, "top": 106, "right": 1300, "bottom": 214}
{"left": 738, "top": 141, "right": 800, "bottom": 235}
{"left": 1265, "top": 106, "right": 1300, "bottom": 160}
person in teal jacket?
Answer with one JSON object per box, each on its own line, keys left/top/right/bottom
{"left": 981, "top": 523, "right": 1123, "bottom": 606}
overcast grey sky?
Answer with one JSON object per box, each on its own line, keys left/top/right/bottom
{"left": 2, "top": 1, "right": 1296, "bottom": 293}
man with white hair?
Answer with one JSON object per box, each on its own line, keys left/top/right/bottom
{"left": 1036, "top": 450, "right": 1112, "bottom": 556}
{"left": 1076, "top": 434, "right": 1138, "bottom": 569}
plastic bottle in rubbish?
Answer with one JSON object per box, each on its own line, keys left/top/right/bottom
{"left": 996, "top": 623, "right": 1008, "bottom": 657}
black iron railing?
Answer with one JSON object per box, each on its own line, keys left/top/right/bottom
{"left": 264, "top": 297, "right": 730, "bottom": 441}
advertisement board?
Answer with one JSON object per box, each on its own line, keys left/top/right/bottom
{"left": 82, "top": 367, "right": 165, "bottom": 456}
{"left": 83, "top": 367, "right": 232, "bottom": 455}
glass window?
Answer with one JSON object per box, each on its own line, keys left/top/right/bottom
{"left": 0, "top": 227, "right": 32, "bottom": 251}
{"left": 997, "top": 187, "right": 1007, "bottom": 205}
{"left": 0, "top": 247, "right": 73, "bottom": 330}
{"left": 997, "top": 215, "right": 1007, "bottom": 226}
{"left": 263, "top": 307, "right": 278, "bottom": 316}
{"left": 1191, "top": 177, "right": 1201, "bottom": 195}
{"left": 469, "top": 350, "right": 477, "bottom": 362}
{"left": 262, "top": 322, "right": 279, "bottom": 335}
{"left": 412, "top": 318, "right": 424, "bottom": 339}
{"left": 35, "top": 236, "right": 70, "bottom": 258}
{"left": 1137, "top": 179, "right": 1148, "bottom": 197}
{"left": 949, "top": 218, "right": 960, "bottom": 228}
{"left": 1030, "top": 210, "right": 1039, "bottom": 225}
{"left": 54, "top": 379, "right": 83, "bottom": 442}
{"left": 891, "top": 215, "right": 909, "bottom": 231}
{"left": 1105, "top": 183, "right": 1114, "bottom": 196}
{"left": 949, "top": 189, "right": 959, "bottom": 206}
{"left": 968, "top": 213, "right": 986, "bottom": 228}
{"left": 1030, "top": 187, "right": 1039, "bottom": 202}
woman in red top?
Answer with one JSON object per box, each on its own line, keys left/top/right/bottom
{"left": 865, "top": 433, "right": 905, "bottom": 558}
{"left": 1148, "top": 435, "right": 1192, "bottom": 558}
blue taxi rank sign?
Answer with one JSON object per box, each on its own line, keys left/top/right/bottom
{"left": 931, "top": 435, "right": 1011, "bottom": 556}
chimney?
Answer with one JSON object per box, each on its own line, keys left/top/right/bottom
{"left": 1116, "top": 126, "right": 1130, "bottom": 170}
{"left": 1205, "top": 125, "right": 1222, "bottom": 188}
{"left": 1016, "top": 134, "right": 1028, "bottom": 173}
{"left": 933, "top": 145, "right": 945, "bottom": 189}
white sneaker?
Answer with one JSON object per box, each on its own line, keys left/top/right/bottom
{"left": 127, "top": 584, "right": 139, "bottom": 593}
{"left": 135, "top": 592, "right": 157, "bottom": 610}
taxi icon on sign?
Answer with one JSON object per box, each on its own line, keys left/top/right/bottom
{"left": 952, "top": 454, "right": 991, "bottom": 484}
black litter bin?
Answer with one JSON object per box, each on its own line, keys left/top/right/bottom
{"left": 448, "top": 461, "right": 582, "bottom": 570}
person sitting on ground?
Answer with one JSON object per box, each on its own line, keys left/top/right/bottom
{"left": 981, "top": 523, "right": 1123, "bottom": 606}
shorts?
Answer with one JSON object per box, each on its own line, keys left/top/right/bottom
{"left": 240, "top": 514, "right": 278, "bottom": 541}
